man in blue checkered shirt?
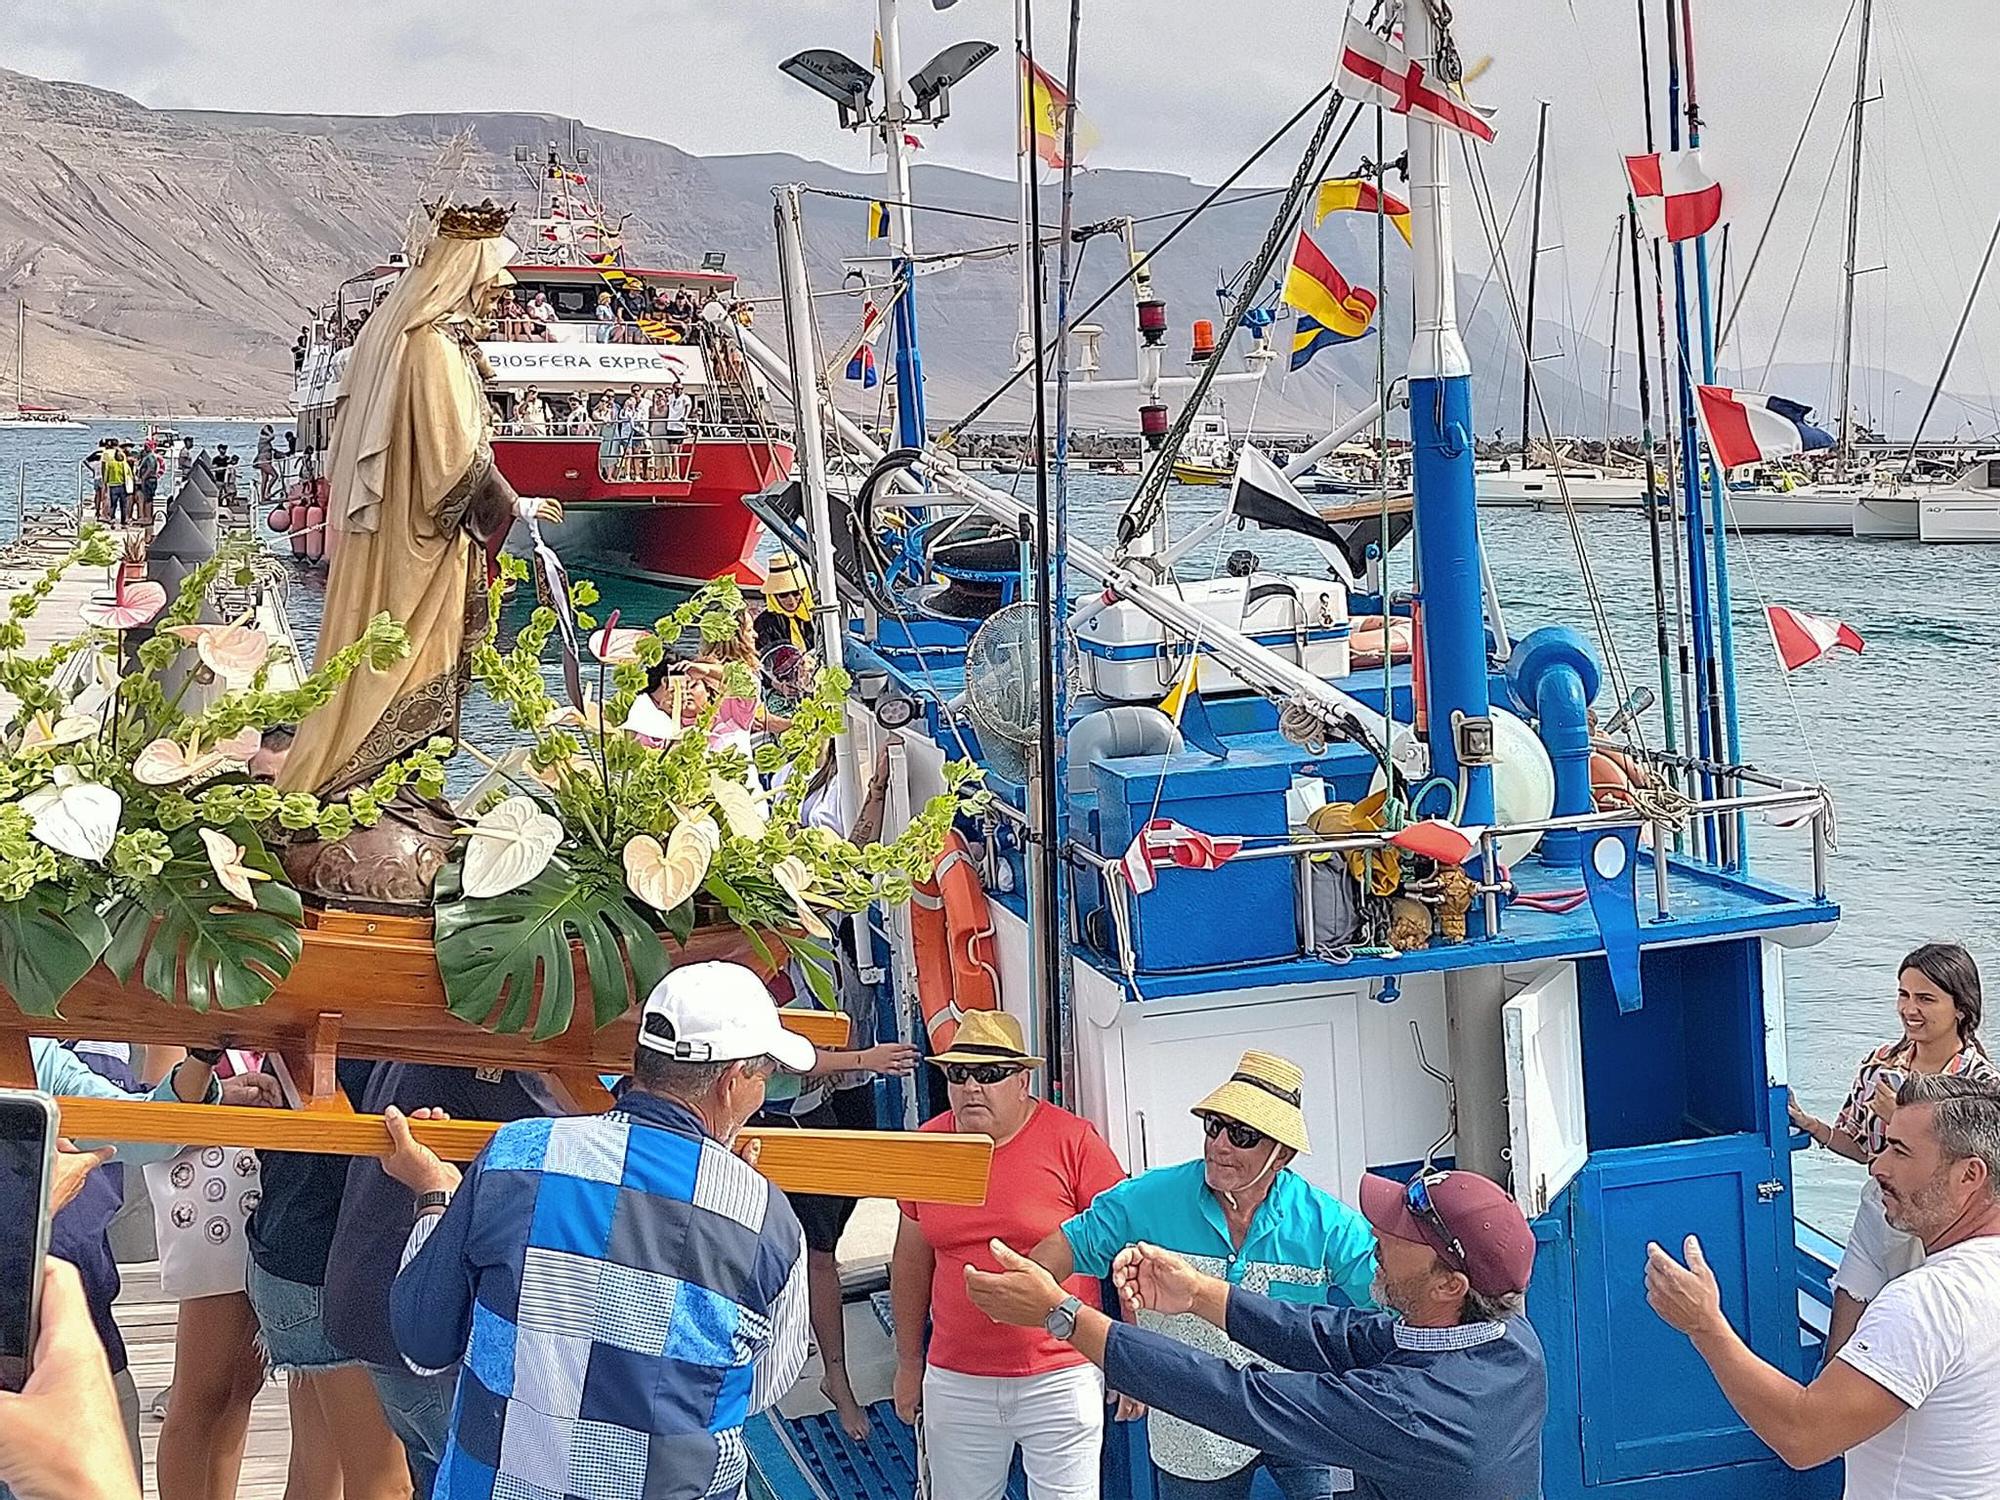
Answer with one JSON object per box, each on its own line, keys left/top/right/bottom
{"left": 381, "top": 963, "right": 815, "bottom": 1500}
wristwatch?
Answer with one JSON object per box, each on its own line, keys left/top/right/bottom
{"left": 1043, "top": 1294, "right": 1083, "bottom": 1341}
{"left": 415, "top": 1189, "right": 454, "bottom": 1216}
{"left": 186, "top": 1047, "right": 225, "bottom": 1066}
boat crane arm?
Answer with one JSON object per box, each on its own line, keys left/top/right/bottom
{"left": 739, "top": 326, "right": 1428, "bottom": 779}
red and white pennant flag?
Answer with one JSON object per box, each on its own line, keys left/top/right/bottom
{"left": 1766, "top": 606, "right": 1864, "bottom": 673}
{"left": 1624, "top": 150, "right": 1723, "bottom": 242}
{"left": 1119, "top": 819, "right": 1244, "bottom": 894}
{"left": 1339, "top": 17, "right": 1497, "bottom": 142}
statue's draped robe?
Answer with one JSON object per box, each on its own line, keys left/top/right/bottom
{"left": 280, "top": 234, "right": 520, "bottom": 794}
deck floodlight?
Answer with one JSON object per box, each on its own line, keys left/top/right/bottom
{"left": 908, "top": 41, "right": 999, "bottom": 123}
{"left": 513, "top": 144, "right": 532, "bottom": 165}
{"left": 779, "top": 49, "right": 876, "bottom": 131}
{"left": 702, "top": 251, "right": 727, "bottom": 271}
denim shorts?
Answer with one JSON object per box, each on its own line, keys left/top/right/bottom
{"left": 246, "top": 1259, "right": 356, "bottom": 1374}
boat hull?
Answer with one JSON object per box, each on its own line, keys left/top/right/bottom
{"left": 1478, "top": 471, "right": 1647, "bottom": 509}
{"left": 1708, "top": 490, "right": 1854, "bottom": 534}
{"left": 1170, "top": 462, "right": 1230, "bottom": 486}
{"left": 1850, "top": 493, "right": 1919, "bottom": 539}
{"left": 1920, "top": 494, "right": 2000, "bottom": 543}
{"left": 495, "top": 433, "right": 792, "bottom": 584}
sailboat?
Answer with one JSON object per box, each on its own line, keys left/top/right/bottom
{"left": 0, "top": 301, "right": 85, "bottom": 429}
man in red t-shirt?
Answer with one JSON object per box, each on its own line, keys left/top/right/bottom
{"left": 893, "top": 1011, "right": 1126, "bottom": 1500}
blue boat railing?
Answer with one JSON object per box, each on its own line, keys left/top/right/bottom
{"left": 1005, "top": 777, "right": 1833, "bottom": 989}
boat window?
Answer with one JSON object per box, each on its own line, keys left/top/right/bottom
{"left": 1986, "top": 458, "right": 2000, "bottom": 490}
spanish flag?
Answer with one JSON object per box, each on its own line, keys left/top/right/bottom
{"left": 1314, "top": 178, "right": 1413, "bottom": 247}
{"left": 1281, "top": 230, "right": 1378, "bottom": 344}
{"left": 1022, "top": 56, "right": 1098, "bottom": 170}
{"left": 868, "top": 200, "right": 891, "bottom": 240}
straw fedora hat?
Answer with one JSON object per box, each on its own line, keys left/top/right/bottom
{"left": 762, "top": 553, "right": 806, "bottom": 598}
{"left": 1191, "top": 1050, "right": 1310, "bottom": 1154}
{"left": 926, "top": 1010, "right": 1043, "bottom": 1069}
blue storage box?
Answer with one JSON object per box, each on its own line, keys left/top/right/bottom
{"left": 1093, "top": 750, "right": 1298, "bottom": 971}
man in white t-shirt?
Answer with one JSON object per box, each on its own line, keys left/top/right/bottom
{"left": 1646, "top": 1073, "right": 2000, "bottom": 1498}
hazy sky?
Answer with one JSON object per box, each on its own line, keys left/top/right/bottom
{"left": 3, "top": 0, "right": 1994, "bottom": 424}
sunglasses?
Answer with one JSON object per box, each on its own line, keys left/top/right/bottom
{"left": 942, "top": 1062, "right": 1025, "bottom": 1086}
{"left": 1201, "top": 1115, "right": 1268, "bottom": 1151}
{"left": 1406, "top": 1169, "right": 1469, "bottom": 1270}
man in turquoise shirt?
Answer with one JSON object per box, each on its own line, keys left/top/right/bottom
{"left": 1029, "top": 1051, "right": 1375, "bottom": 1500}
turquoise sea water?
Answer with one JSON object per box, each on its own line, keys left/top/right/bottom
{"left": 11, "top": 421, "right": 1992, "bottom": 1239}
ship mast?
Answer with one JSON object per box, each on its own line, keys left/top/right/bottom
{"left": 1833, "top": 0, "right": 1875, "bottom": 476}
{"left": 876, "top": 0, "right": 929, "bottom": 450}
{"left": 1519, "top": 100, "right": 1549, "bottom": 459}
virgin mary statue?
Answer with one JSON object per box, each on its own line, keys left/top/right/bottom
{"left": 278, "top": 201, "right": 559, "bottom": 795}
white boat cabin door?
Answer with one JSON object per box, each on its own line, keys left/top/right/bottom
{"left": 1502, "top": 962, "right": 1588, "bottom": 1218}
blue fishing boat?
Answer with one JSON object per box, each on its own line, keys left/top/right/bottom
{"left": 737, "top": 2, "right": 1848, "bottom": 1496}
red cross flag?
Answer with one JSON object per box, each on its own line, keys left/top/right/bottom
{"left": 1766, "top": 606, "right": 1865, "bottom": 672}
{"left": 1339, "top": 17, "right": 1497, "bottom": 142}
{"left": 1119, "top": 819, "right": 1244, "bottom": 895}
{"left": 1624, "top": 151, "right": 1723, "bottom": 242}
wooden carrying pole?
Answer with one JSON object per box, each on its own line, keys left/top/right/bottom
{"left": 52, "top": 1097, "right": 995, "bottom": 1206}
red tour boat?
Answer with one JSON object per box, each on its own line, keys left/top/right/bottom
{"left": 285, "top": 143, "right": 793, "bottom": 585}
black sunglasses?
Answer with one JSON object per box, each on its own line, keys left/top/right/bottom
{"left": 942, "top": 1062, "right": 1025, "bottom": 1086}
{"left": 1406, "top": 1169, "right": 1469, "bottom": 1270}
{"left": 1201, "top": 1115, "right": 1267, "bottom": 1150}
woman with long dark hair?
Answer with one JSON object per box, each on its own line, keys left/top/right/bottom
{"left": 1790, "top": 941, "right": 1996, "bottom": 1356}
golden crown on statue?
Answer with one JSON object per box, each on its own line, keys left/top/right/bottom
{"left": 432, "top": 199, "right": 515, "bottom": 240}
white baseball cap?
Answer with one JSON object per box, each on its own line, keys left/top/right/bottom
{"left": 636, "top": 962, "right": 816, "bottom": 1072}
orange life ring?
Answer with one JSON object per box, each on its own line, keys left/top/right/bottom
{"left": 1590, "top": 750, "right": 1638, "bottom": 810}
{"left": 910, "top": 831, "right": 999, "bottom": 1052}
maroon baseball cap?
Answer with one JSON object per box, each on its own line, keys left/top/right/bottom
{"left": 1360, "top": 1169, "right": 1537, "bottom": 1299}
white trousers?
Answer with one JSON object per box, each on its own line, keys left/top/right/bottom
{"left": 1832, "top": 1175, "right": 1926, "bottom": 1302}
{"left": 921, "top": 1363, "right": 1105, "bottom": 1500}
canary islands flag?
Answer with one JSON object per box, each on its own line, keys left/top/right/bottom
{"left": 1281, "top": 232, "right": 1377, "bottom": 368}
{"left": 1314, "top": 178, "right": 1413, "bottom": 246}
{"left": 868, "top": 200, "right": 891, "bottom": 240}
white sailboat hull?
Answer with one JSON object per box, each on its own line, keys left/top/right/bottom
{"left": 1477, "top": 469, "right": 1647, "bottom": 510}
{"left": 1920, "top": 494, "right": 2000, "bottom": 543}
{"left": 1850, "top": 492, "right": 1920, "bottom": 539}
{"left": 1707, "top": 487, "right": 1854, "bottom": 534}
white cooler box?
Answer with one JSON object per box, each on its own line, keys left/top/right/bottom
{"left": 1073, "top": 574, "right": 1351, "bottom": 702}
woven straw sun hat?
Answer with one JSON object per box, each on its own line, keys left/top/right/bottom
{"left": 762, "top": 553, "right": 807, "bottom": 597}
{"left": 927, "top": 1010, "right": 1044, "bottom": 1069}
{"left": 1191, "top": 1050, "right": 1311, "bottom": 1154}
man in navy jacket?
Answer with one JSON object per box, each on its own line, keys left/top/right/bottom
{"left": 968, "top": 1166, "right": 1546, "bottom": 1500}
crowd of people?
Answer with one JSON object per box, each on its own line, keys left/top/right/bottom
{"left": 6, "top": 680, "right": 2000, "bottom": 1500}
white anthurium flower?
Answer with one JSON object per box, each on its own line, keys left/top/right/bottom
{"left": 622, "top": 813, "right": 719, "bottom": 913}
{"left": 19, "top": 709, "right": 97, "bottom": 756}
{"left": 588, "top": 625, "right": 651, "bottom": 665}
{"left": 22, "top": 768, "right": 121, "bottom": 862}
{"left": 619, "top": 692, "right": 683, "bottom": 746}
{"left": 167, "top": 614, "right": 270, "bottom": 686}
{"left": 199, "top": 827, "right": 271, "bottom": 907}
{"left": 708, "top": 773, "right": 770, "bottom": 841}
{"left": 545, "top": 694, "right": 609, "bottom": 736}
{"left": 69, "top": 653, "right": 123, "bottom": 719}
{"left": 771, "top": 855, "right": 834, "bottom": 940}
{"left": 461, "top": 795, "right": 563, "bottom": 899}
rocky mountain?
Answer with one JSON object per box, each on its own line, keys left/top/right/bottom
{"left": 9, "top": 64, "right": 1973, "bottom": 442}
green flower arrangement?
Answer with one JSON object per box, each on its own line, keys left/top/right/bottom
{"left": 0, "top": 530, "right": 983, "bottom": 1043}
{"left": 440, "top": 555, "right": 983, "bottom": 1037}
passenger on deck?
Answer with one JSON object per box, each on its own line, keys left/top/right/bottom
{"left": 525, "top": 289, "right": 559, "bottom": 338}
{"left": 515, "top": 385, "right": 548, "bottom": 436}
{"left": 1790, "top": 943, "right": 1996, "bottom": 1357}
{"left": 381, "top": 965, "right": 812, "bottom": 1500}
{"left": 664, "top": 378, "right": 692, "bottom": 443}
{"left": 1034, "top": 1051, "right": 1379, "bottom": 1500}
{"left": 594, "top": 290, "right": 615, "bottom": 343}
{"left": 754, "top": 553, "right": 814, "bottom": 658}
{"left": 293, "top": 325, "right": 310, "bottom": 371}
{"left": 256, "top": 424, "right": 279, "bottom": 504}
{"left": 967, "top": 1164, "right": 1546, "bottom": 1500}
{"left": 891, "top": 1011, "right": 1125, "bottom": 1500}
{"left": 1651, "top": 1074, "right": 2000, "bottom": 1497}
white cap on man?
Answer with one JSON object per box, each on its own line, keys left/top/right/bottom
{"left": 636, "top": 962, "right": 815, "bottom": 1072}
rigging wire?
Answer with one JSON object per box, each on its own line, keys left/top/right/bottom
{"left": 1713, "top": 0, "right": 1858, "bottom": 355}
{"left": 938, "top": 77, "right": 1351, "bottom": 443}
{"left": 1754, "top": 135, "right": 1852, "bottom": 389}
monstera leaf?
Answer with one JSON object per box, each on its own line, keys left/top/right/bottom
{"left": 433, "top": 857, "right": 670, "bottom": 1040}
{"left": 104, "top": 822, "right": 304, "bottom": 1012}
{"left": 0, "top": 886, "right": 113, "bottom": 1017}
